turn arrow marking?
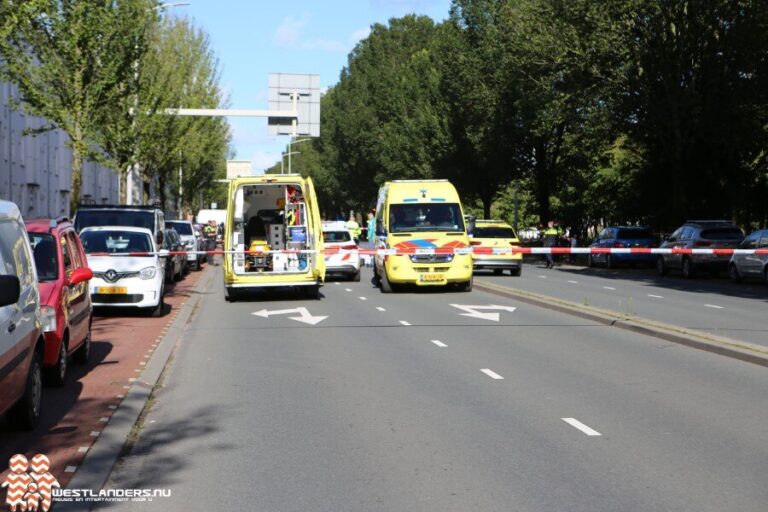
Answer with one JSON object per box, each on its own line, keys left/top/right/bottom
{"left": 449, "top": 304, "right": 517, "bottom": 322}
{"left": 252, "top": 307, "right": 328, "bottom": 325}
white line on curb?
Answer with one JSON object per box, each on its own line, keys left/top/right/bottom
{"left": 562, "top": 417, "right": 602, "bottom": 436}
{"left": 430, "top": 340, "right": 447, "bottom": 348}
{"left": 481, "top": 369, "right": 504, "bottom": 380}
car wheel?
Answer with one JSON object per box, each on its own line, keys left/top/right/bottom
{"left": 587, "top": 255, "right": 595, "bottom": 268}
{"left": 493, "top": 268, "right": 504, "bottom": 276}
{"left": 728, "top": 264, "right": 740, "bottom": 282}
{"left": 764, "top": 267, "right": 768, "bottom": 285}
{"left": 8, "top": 350, "right": 42, "bottom": 430}
{"left": 73, "top": 325, "right": 91, "bottom": 365}
{"left": 656, "top": 256, "right": 668, "bottom": 276}
{"left": 681, "top": 257, "right": 694, "bottom": 279}
{"left": 351, "top": 269, "right": 361, "bottom": 282}
{"left": 44, "top": 336, "right": 68, "bottom": 387}
{"left": 606, "top": 254, "right": 614, "bottom": 269}
{"left": 459, "top": 277, "right": 473, "bottom": 292}
{"left": 510, "top": 267, "right": 521, "bottom": 276}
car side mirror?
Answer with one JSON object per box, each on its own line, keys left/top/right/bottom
{"left": 0, "top": 275, "right": 20, "bottom": 307}
{"left": 68, "top": 268, "right": 93, "bottom": 287}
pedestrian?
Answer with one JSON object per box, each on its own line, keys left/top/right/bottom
{"left": 543, "top": 220, "right": 560, "bottom": 269}
{"left": 346, "top": 214, "right": 361, "bottom": 243}
{"left": 568, "top": 228, "right": 579, "bottom": 264}
{"left": 366, "top": 212, "right": 376, "bottom": 267}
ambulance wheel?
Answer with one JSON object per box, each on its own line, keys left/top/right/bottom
{"left": 225, "top": 287, "right": 238, "bottom": 302}
{"left": 380, "top": 269, "right": 393, "bottom": 293}
{"left": 351, "top": 269, "right": 361, "bottom": 282}
{"left": 302, "top": 285, "right": 320, "bottom": 299}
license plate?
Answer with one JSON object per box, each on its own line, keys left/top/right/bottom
{"left": 419, "top": 273, "right": 445, "bottom": 283}
{"left": 95, "top": 286, "right": 127, "bottom": 294}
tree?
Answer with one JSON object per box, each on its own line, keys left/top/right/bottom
{"left": 0, "top": 0, "right": 156, "bottom": 212}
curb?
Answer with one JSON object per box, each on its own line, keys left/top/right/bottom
{"left": 474, "top": 280, "right": 768, "bottom": 368}
{"left": 56, "top": 266, "right": 217, "bottom": 511}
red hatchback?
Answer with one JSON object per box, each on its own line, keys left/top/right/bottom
{"left": 25, "top": 217, "right": 94, "bottom": 386}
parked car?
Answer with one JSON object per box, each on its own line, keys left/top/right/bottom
{"left": 588, "top": 226, "right": 657, "bottom": 269}
{"left": 322, "top": 221, "right": 361, "bottom": 281}
{"left": 0, "top": 200, "right": 44, "bottom": 429}
{"left": 80, "top": 227, "right": 166, "bottom": 316}
{"left": 728, "top": 229, "right": 768, "bottom": 284}
{"left": 74, "top": 204, "right": 165, "bottom": 244}
{"left": 163, "top": 228, "right": 185, "bottom": 283}
{"left": 469, "top": 220, "right": 522, "bottom": 276}
{"left": 25, "top": 217, "right": 94, "bottom": 386}
{"left": 167, "top": 220, "right": 204, "bottom": 271}
{"left": 657, "top": 220, "right": 744, "bottom": 278}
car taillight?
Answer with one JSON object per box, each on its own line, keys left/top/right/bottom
{"left": 695, "top": 241, "right": 711, "bottom": 247}
{"left": 613, "top": 242, "right": 626, "bottom": 248}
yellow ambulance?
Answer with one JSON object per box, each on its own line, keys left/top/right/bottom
{"left": 373, "top": 180, "right": 473, "bottom": 292}
{"left": 222, "top": 175, "right": 325, "bottom": 300}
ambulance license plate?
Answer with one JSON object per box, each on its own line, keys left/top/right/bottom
{"left": 96, "top": 286, "right": 127, "bottom": 294}
{"left": 419, "top": 273, "right": 445, "bottom": 283}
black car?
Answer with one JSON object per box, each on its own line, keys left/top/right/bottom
{"left": 657, "top": 220, "right": 744, "bottom": 278}
{"left": 163, "top": 228, "right": 185, "bottom": 283}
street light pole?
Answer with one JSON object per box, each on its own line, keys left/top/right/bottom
{"left": 287, "top": 138, "right": 312, "bottom": 174}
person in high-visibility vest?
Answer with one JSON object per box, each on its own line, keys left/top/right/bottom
{"left": 542, "top": 220, "right": 561, "bottom": 269}
{"left": 346, "top": 214, "right": 361, "bottom": 243}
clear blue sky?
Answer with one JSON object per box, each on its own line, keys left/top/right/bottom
{"left": 175, "top": 0, "right": 452, "bottom": 174}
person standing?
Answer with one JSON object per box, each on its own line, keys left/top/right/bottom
{"left": 366, "top": 212, "right": 376, "bottom": 267}
{"left": 346, "top": 214, "right": 361, "bottom": 243}
{"left": 543, "top": 220, "right": 560, "bottom": 269}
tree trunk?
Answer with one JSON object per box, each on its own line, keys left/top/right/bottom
{"left": 70, "top": 138, "right": 84, "bottom": 215}
{"left": 119, "top": 168, "right": 128, "bottom": 204}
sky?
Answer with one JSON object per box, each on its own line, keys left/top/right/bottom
{"left": 174, "top": 0, "right": 453, "bottom": 174}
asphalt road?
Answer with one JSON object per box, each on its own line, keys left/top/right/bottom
{"left": 475, "top": 260, "right": 768, "bottom": 347}
{"left": 98, "top": 266, "right": 768, "bottom": 512}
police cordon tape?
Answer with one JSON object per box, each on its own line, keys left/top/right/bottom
{"left": 88, "top": 247, "right": 768, "bottom": 257}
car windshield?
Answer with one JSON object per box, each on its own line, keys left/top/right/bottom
{"left": 617, "top": 229, "right": 654, "bottom": 239}
{"left": 700, "top": 228, "right": 743, "bottom": 240}
{"left": 75, "top": 210, "right": 154, "bottom": 232}
{"left": 28, "top": 233, "right": 58, "bottom": 281}
{"left": 474, "top": 226, "right": 516, "bottom": 239}
{"left": 168, "top": 222, "right": 193, "bottom": 235}
{"left": 323, "top": 231, "right": 352, "bottom": 243}
{"left": 389, "top": 203, "right": 465, "bottom": 233}
{"left": 81, "top": 230, "right": 153, "bottom": 255}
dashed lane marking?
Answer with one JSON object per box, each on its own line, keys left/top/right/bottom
{"left": 430, "top": 340, "right": 447, "bottom": 348}
{"left": 648, "top": 294, "right": 664, "bottom": 299}
{"left": 399, "top": 320, "right": 411, "bottom": 326}
{"left": 562, "top": 417, "right": 602, "bottom": 436}
{"left": 705, "top": 304, "right": 724, "bottom": 309}
{"left": 359, "top": 297, "right": 367, "bottom": 301}
{"left": 376, "top": 307, "right": 386, "bottom": 312}
{"left": 603, "top": 286, "right": 616, "bottom": 291}
{"left": 481, "top": 369, "right": 504, "bottom": 380}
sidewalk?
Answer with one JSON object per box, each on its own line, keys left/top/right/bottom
{"left": 0, "top": 266, "right": 208, "bottom": 489}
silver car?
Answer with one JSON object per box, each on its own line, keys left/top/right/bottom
{"left": 657, "top": 220, "right": 744, "bottom": 278}
{"left": 728, "top": 229, "right": 768, "bottom": 284}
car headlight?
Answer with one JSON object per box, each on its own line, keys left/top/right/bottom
{"left": 140, "top": 266, "right": 157, "bottom": 280}
{"left": 40, "top": 305, "right": 57, "bottom": 333}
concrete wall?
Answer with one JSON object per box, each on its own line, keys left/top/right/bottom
{"left": 0, "top": 82, "right": 119, "bottom": 219}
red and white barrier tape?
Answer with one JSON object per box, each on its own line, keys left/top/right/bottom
{"left": 87, "top": 247, "right": 768, "bottom": 257}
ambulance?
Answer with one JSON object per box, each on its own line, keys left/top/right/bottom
{"left": 222, "top": 175, "right": 325, "bottom": 300}
{"left": 373, "top": 180, "right": 473, "bottom": 292}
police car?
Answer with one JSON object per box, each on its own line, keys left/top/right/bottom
{"left": 322, "top": 221, "right": 361, "bottom": 281}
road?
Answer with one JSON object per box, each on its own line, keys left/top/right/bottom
{"left": 475, "top": 261, "right": 768, "bottom": 347}
{"left": 99, "top": 266, "right": 768, "bottom": 512}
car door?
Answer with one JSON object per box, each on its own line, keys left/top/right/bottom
{"left": 594, "top": 229, "right": 608, "bottom": 263}
{"left": 64, "top": 230, "right": 90, "bottom": 349}
{"left": 0, "top": 218, "right": 38, "bottom": 414}
{"left": 664, "top": 228, "right": 684, "bottom": 268}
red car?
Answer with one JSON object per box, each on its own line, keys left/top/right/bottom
{"left": 25, "top": 217, "right": 94, "bottom": 386}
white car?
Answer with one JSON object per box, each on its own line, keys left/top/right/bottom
{"left": 322, "top": 221, "right": 361, "bottom": 281}
{"left": 80, "top": 227, "right": 166, "bottom": 316}
{"left": 167, "top": 220, "right": 204, "bottom": 271}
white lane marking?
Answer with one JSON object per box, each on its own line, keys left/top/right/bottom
{"left": 376, "top": 307, "right": 386, "bottom": 312}
{"left": 334, "top": 282, "right": 340, "bottom": 285}
{"left": 359, "top": 296, "right": 367, "bottom": 301}
{"left": 64, "top": 466, "right": 77, "bottom": 473}
{"left": 647, "top": 294, "right": 664, "bottom": 299}
{"left": 399, "top": 320, "right": 411, "bottom": 326}
{"left": 481, "top": 368, "right": 504, "bottom": 380}
{"left": 603, "top": 286, "right": 616, "bottom": 291}
{"left": 562, "top": 417, "right": 602, "bottom": 436}
{"left": 537, "top": 275, "right": 547, "bottom": 279}
{"left": 345, "top": 288, "right": 352, "bottom": 292}
{"left": 705, "top": 304, "right": 724, "bottom": 309}
{"left": 567, "top": 280, "right": 578, "bottom": 284}
{"left": 430, "top": 339, "right": 447, "bottom": 348}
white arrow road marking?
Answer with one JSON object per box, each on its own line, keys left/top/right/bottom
{"left": 562, "top": 418, "right": 602, "bottom": 436}
{"left": 450, "top": 304, "right": 517, "bottom": 322}
{"left": 252, "top": 307, "right": 328, "bottom": 325}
